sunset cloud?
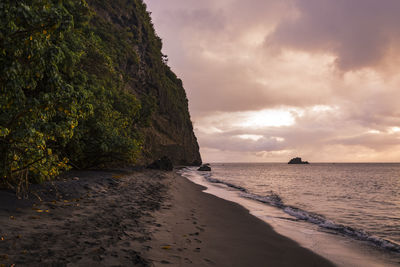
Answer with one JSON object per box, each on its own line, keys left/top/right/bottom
{"left": 269, "top": 0, "right": 400, "bottom": 70}
{"left": 145, "top": 0, "right": 400, "bottom": 162}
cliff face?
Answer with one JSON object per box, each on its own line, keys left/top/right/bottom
{"left": 86, "top": 0, "right": 202, "bottom": 166}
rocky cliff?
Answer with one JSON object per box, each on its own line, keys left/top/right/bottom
{"left": 86, "top": 0, "right": 202, "bottom": 166}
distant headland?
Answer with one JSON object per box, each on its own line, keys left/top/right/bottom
{"left": 288, "top": 157, "right": 309, "bottom": 164}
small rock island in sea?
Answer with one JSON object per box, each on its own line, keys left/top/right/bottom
{"left": 288, "top": 157, "right": 309, "bottom": 164}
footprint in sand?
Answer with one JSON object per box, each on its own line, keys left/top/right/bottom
{"left": 196, "top": 226, "right": 205, "bottom": 232}
{"left": 189, "top": 232, "right": 199, "bottom": 236}
{"left": 204, "top": 258, "right": 215, "bottom": 264}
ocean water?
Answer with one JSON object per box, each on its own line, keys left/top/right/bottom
{"left": 179, "top": 163, "right": 400, "bottom": 265}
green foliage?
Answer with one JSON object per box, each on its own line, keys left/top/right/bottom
{"left": 1, "top": 0, "right": 196, "bottom": 189}
{"left": 0, "top": 0, "right": 91, "bottom": 188}
{"left": 0, "top": 0, "right": 143, "bottom": 189}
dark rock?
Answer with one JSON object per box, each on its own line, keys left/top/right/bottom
{"left": 147, "top": 156, "right": 173, "bottom": 171}
{"left": 288, "top": 157, "right": 309, "bottom": 164}
{"left": 197, "top": 164, "right": 211, "bottom": 171}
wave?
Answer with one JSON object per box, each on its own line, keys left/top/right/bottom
{"left": 185, "top": 168, "right": 400, "bottom": 253}
{"left": 281, "top": 204, "right": 400, "bottom": 253}
{"left": 205, "top": 177, "right": 248, "bottom": 192}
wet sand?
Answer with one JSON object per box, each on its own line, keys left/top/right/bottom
{"left": 146, "top": 171, "right": 334, "bottom": 266}
{"left": 0, "top": 170, "right": 334, "bottom": 266}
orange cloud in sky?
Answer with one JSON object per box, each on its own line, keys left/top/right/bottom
{"left": 145, "top": 0, "right": 400, "bottom": 162}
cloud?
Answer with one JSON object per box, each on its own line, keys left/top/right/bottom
{"left": 145, "top": 0, "right": 400, "bottom": 162}
{"left": 268, "top": 0, "right": 400, "bottom": 70}
{"left": 195, "top": 103, "right": 400, "bottom": 162}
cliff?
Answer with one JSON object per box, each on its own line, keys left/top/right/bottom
{"left": 86, "top": 0, "right": 202, "bottom": 166}
{"left": 0, "top": 0, "right": 201, "bottom": 187}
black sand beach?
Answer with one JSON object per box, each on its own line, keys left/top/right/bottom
{"left": 0, "top": 170, "right": 334, "bottom": 266}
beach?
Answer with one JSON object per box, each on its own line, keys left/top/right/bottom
{"left": 0, "top": 170, "right": 333, "bottom": 266}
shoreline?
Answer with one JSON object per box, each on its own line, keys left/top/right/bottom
{"left": 181, "top": 167, "right": 400, "bottom": 267}
{"left": 145, "top": 170, "right": 334, "bottom": 266}
{"left": 0, "top": 169, "right": 333, "bottom": 266}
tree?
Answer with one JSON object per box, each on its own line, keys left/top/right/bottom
{"left": 1, "top": 0, "right": 149, "bottom": 191}
{"left": 0, "top": 1, "right": 93, "bottom": 191}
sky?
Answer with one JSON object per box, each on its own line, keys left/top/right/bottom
{"left": 144, "top": 0, "right": 400, "bottom": 163}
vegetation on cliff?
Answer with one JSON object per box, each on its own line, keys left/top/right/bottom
{"left": 0, "top": 0, "right": 201, "bottom": 191}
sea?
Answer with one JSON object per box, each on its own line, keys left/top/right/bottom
{"left": 179, "top": 163, "right": 400, "bottom": 267}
